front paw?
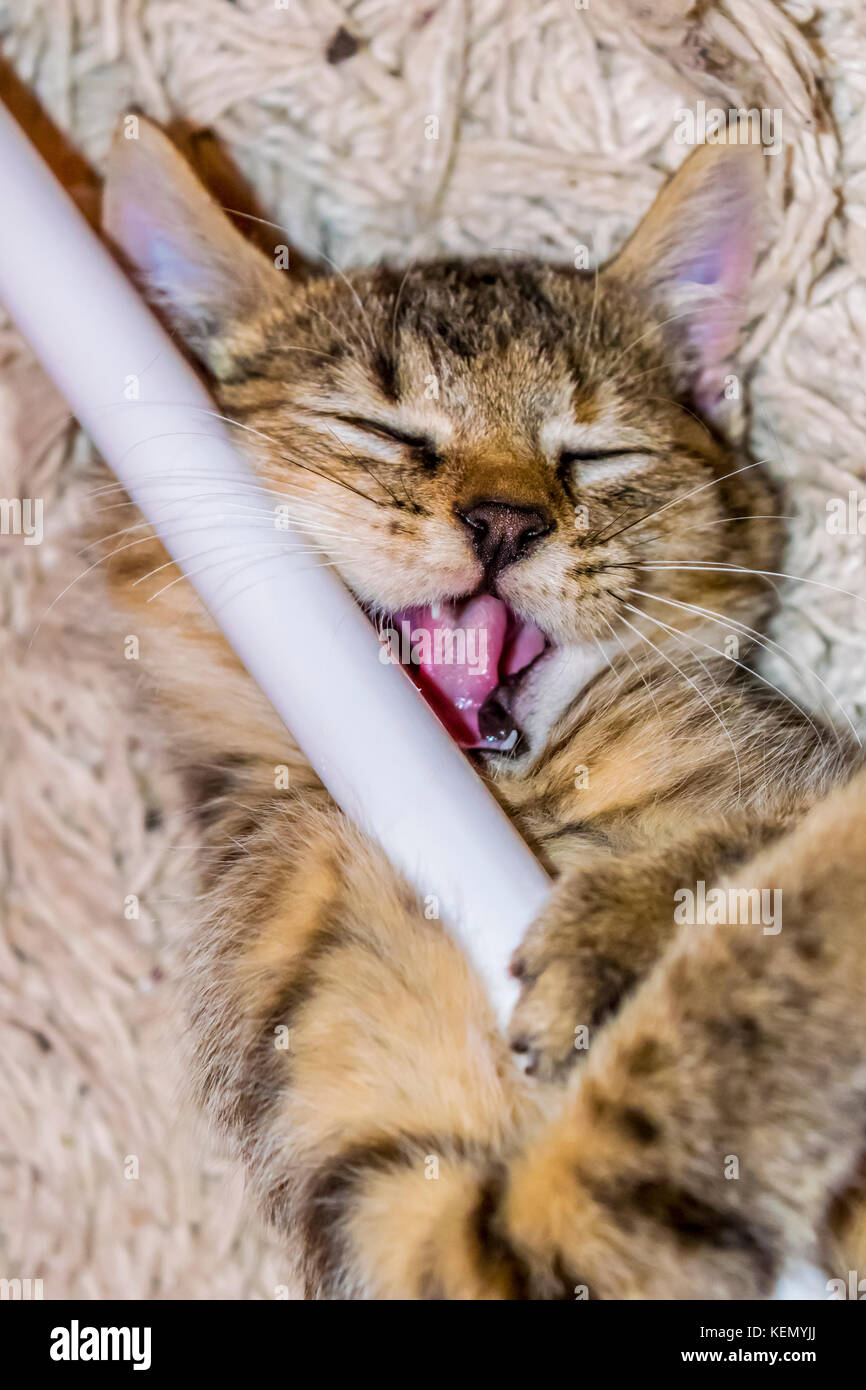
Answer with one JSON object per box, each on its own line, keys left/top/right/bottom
{"left": 508, "top": 864, "right": 664, "bottom": 1082}
{"left": 509, "top": 938, "right": 637, "bottom": 1084}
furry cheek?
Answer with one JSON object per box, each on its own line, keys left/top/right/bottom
{"left": 333, "top": 516, "right": 482, "bottom": 612}
{"left": 498, "top": 539, "right": 629, "bottom": 646}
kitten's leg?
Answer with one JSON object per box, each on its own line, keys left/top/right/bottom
{"left": 187, "top": 793, "right": 537, "bottom": 1298}
{"left": 190, "top": 779, "right": 866, "bottom": 1298}
{"left": 509, "top": 812, "right": 792, "bottom": 1080}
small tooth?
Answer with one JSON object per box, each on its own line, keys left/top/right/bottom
{"left": 502, "top": 730, "right": 518, "bottom": 751}
{"left": 431, "top": 602, "right": 440, "bottom": 619}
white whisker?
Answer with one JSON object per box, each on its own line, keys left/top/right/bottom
{"left": 621, "top": 601, "right": 721, "bottom": 693}
{"left": 617, "top": 613, "right": 743, "bottom": 799}
{"left": 599, "top": 614, "right": 666, "bottom": 729}
{"left": 621, "top": 600, "right": 831, "bottom": 756}
{"left": 639, "top": 562, "right": 866, "bottom": 607}
{"left": 627, "top": 587, "right": 860, "bottom": 747}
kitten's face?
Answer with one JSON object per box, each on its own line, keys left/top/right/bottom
{"left": 105, "top": 126, "right": 776, "bottom": 760}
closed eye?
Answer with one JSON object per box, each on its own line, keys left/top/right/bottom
{"left": 558, "top": 447, "right": 658, "bottom": 490}
{"left": 558, "top": 447, "right": 654, "bottom": 467}
{"left": 557, "top": 447, "right": 657, "bottom": 502}
{"left": 333, "top": 414, "right": 441, "bottom": 469}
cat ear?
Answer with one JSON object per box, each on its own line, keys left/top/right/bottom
{"left": 606, "top": 140, "right": 763, "bottom": 420}
{"left": 102, "top": 117, "right": 284, "bottom": 359}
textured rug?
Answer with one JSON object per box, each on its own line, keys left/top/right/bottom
{"left": 1, "top": 0, "right": 865, "bottom": 1300}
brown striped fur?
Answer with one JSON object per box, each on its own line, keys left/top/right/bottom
{"left": 91, "top": 121, "right": 866, "bottom": 1296}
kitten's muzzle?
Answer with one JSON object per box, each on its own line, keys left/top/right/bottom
{"left": 456, "top": 499, "right": 553, "bottom": 583}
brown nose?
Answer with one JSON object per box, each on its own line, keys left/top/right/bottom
{"left": 457, "top": 499, "right": 553, "bottom": 579}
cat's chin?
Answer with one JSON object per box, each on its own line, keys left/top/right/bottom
{"left": 491, "top": 637, "right": 621, "bottom": 766}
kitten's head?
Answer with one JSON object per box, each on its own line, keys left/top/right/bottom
{"left": 104, "top": 122, "right": 776, "bottom": 762}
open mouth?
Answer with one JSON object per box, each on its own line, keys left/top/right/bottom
{"left": 383, "top": 594, "right": 549, "bottom": 754}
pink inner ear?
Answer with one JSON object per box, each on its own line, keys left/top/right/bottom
{"left": 678, "top": 225, "right": 754, "bottom": 415}
{"left": 110, "top": 194, "right": 156, "bottom": 273}
{"left": 111, "top": 196, "right": 207, "bottom": 304}
{"left": 104, "top": 124, "right": 279, "bottom": 347}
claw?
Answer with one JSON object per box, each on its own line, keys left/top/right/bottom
{"left": 509, "top": 951, "right": 526, "bottom": 980}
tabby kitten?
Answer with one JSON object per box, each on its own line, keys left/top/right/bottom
{"left": 94, "top": 120, "right": 866, "bottom": 1298}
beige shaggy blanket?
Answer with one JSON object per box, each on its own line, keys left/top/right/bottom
{"left": 1, "top": 0, "right": 865, "bottom": 1300}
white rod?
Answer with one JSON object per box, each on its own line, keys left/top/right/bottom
{"left": 0, "top": 103, "right": 550, "bottom": 1022}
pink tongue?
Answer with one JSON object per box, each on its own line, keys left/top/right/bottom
{"left": 388, "top": 595, "right": 546, "bottom": 747}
